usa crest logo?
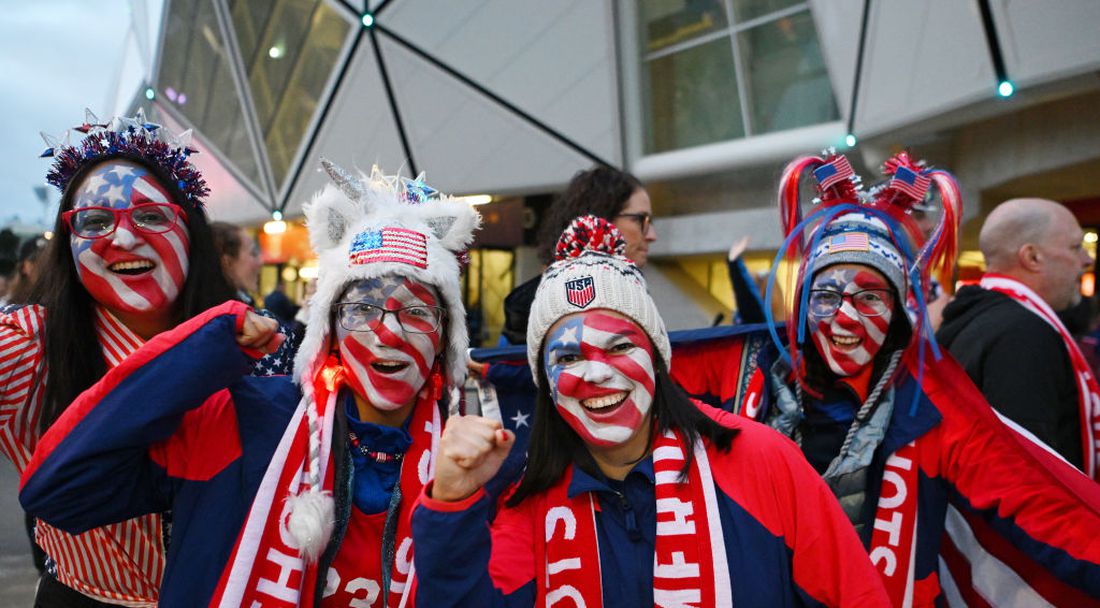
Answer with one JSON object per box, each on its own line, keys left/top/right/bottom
{"left": 565, "top": 276, "right": 596, "bottom": 308}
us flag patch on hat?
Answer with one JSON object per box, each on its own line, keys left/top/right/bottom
{"left": 565, "top": 276, "right": 596, "bottom": 308}
{"left": 827, "top": 232, "right": 870, "bottom": 253}
{"left": 349, "top": 227, "right": 429, "bottom": 268}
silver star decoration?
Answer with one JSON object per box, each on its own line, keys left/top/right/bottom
{"left": 510, "top": 410, "right": 530, "bottom": 428}
{"left": 558, "top": 325, "right": 579, "bottom": 345}
{"left": 39, "top": 130, "right": 71, "bottom": 157}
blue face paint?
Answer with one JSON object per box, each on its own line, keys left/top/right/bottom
{"left": 543, "top": 316, "right": 584, "bottom": 402}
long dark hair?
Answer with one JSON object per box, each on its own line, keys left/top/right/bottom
{"left": 33, "top": 153, "right": 234, "bottom": 432}
{"left": 507, "top": 354, "right": 736, "bottom": 507}
{"left": 537, "top": 166, "right": 643, "bottom": 264}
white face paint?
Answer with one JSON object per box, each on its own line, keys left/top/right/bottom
{"left": 543, "top": 310, "right": 656, "bottom": 448}
{"left": 68, "top": 160, "right": 190, "bottom": 315}
{"left": 808, "top": 264, "right": 895, "bottom": 377}
{"left": 334, "top": 275, "right": 443, "bottom": 411}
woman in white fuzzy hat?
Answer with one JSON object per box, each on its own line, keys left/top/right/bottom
{"left": 22, "top": 161, "right": 479, "bottom": 607}
{"left": 410, "top": 215, "right": 888, "bottom": 607}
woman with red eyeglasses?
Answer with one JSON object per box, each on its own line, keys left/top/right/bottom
{"left": 0, "top": 111, "right": 282, "bottom": 607}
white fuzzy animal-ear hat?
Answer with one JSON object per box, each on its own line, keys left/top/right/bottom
{"left": 293, "top": 160, "right": 481, "bottom": 391}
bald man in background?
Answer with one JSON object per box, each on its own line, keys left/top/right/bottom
{"left": 938, "top": 198, "right": 1095, "bottom": 472}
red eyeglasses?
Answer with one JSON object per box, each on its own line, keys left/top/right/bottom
{"left": 63, "top": 203, "right": 187, "bottom": 240}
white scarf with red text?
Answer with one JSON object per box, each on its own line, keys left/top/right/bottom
{"left": 981, "top": 274, "right": 1100, "bottom": 480}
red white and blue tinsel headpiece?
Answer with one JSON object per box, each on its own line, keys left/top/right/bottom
{"left": 765, "top": 150, "right": 962, "bottom": 400}
{"left": 40, "top": 108, "right": 208, "bottom": 205}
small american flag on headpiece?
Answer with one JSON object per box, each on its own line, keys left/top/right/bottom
{"left": 349, "top": 227, "right": 429, "bottom": 269}
{"left": 827, "top": 232, "right": 870, "bottom": 254}
{"left": 565, "top": 276, "right": 596, "bottom": 308}
{"left": 890, "top": 165, "right": 931, "bottom": 201}
{"left": 813, "top": 156, "right": 854, "bottom": 191}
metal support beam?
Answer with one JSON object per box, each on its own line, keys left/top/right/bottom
{"left": 845, "top": 0, "right": 872, "bottom": 142}
{"left": 278, "top": 28, "right": 366, "bottom": 211}
{"left": 369, "top": 28, "right": 418, "bottom": 176}
{"left": 375, "top": 22, "right": 614, "bottom": 168}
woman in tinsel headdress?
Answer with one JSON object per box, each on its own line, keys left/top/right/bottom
{"left": 21, "top": 161, "right": 480, "bottom": 607}
{"left": 0, "top": 109, "right": 265, "bottom": 607}
{"left": 751, "top": 150, "right": 1100, "bottom": 605}
{"left": 410, "top": 215, "right": 890, "bottom": 606}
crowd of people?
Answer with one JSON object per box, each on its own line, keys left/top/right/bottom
{"left": 2, "top": 108, "right": 1099, "bottom": 608}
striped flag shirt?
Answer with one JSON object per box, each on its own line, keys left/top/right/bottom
{"left": 0, "top": 305, "right": 162, "bottom": 606}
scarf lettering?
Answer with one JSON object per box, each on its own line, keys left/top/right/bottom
{"left": 869, "top": 442, "right": 918, "bottom": 605}
{"left": 257, "top": 548, "right": 305, "bottom": 602}
{"left": 540, "top": 429, "right": 731, "bottom": 607}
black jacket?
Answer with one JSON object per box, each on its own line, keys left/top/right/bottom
{"left": 937, "top": 285, "right": 1083, "bottom": 468}
{"left": 500, "top": 274, "right": 541, "bottom": 345}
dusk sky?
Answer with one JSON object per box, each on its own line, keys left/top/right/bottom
{"left": 0, "top": 1, "right": 151, "bottom": 229}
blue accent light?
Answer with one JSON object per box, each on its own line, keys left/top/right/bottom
{"left": 272, "top": 210, "right": 283, "bottom": 221}
{"left": 144, "top": 87, "right": 156, "bottom": 100}
{"left": 361, "top": 13, "right": 374, "bottom": 28}
{"left": 845, "top": 133, "right": 857, "bottom": 148}
{"left": 997, "top": 80, "right": 1014, "bottom": 97}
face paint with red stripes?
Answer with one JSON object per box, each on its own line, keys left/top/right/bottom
{"left": 69, "top": 160, "right": 190, "bottom": 315}
{"left": 334, "top": 276, "right": 443, "bottom": 411}
{"left": 809, "top": 264, "right": 894, "bottom": 377}
{"left": 543, "top": 310, "right": 656, "bottom": 448}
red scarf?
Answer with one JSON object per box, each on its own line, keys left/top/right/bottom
{"left": 540, "top": 428, "right": 733, "bottom": 606}
{"left": 981, "top": 274, "right": 1100, "bottom": 480}
{"left": 209, "top": 356, "right": 440, "bottom": 607}
{"left": 868, "top": 441, "right": 920, "bottom": 606}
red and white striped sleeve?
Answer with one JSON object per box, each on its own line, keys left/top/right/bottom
{"left": 0, "top": 304, "right": 47, "bottom": 470}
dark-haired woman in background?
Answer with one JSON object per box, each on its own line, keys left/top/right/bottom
{"left": 0, "top": 111, "right": 284, "bottom": 607}
{"left": 499, "top": 165, "right": 656, "bottom": 346}
{"left": 414, "top": 216, "right": 888, "bottom": 607}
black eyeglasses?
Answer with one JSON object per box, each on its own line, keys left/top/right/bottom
{"left": 335, "top": 303, "right": 446, "bottom": 334}
{"left": 616, "top": 212, "right": 653, "bottom": 234}
{"left": 63, "top": 203, "right": 187, "bottom": 240}
{"left": 808, "top": 289, "right": 894, "bottom": 318}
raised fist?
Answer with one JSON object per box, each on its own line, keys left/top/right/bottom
{"left": 237, "top": 310, "right": 284, "bottom": 354}
{"left": 432, "top": 415, "right": 515, "bottom": 502}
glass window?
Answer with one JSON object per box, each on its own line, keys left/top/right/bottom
{"left": 156, "top": 0, "right": 263, "bottom": 187}
{"left": 229, "top": 1, "right": 274, "bottom": 65}
{"left": 737, "top": 11, "right": 837, "bottom": 134}
{"left": 643, "top": 37, "right": 744, "bottom": 153}
{"left": 232, "top": 0, "right": 351, "bottom": 186}
{"left": 636, "top": 2, "right": 837, "bottom": 154}
{"left": 730, "top": 0, "right": 802, "bottom": 23}
{"left": 639, "top": 0, "right": 728, "bottom": 53}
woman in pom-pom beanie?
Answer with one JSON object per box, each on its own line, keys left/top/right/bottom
{"left": 411, "top": 215, "right": 889, "bottom": 607}
{"left": 21, "top": 161, "right": 479, "bottom": 607}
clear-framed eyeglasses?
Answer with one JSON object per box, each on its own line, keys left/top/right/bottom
{"left": 808, "top": 289, "right": 894, "bottom": 318}
{"left": 335, "top": 302, "right": 446, "bottom": 334}
{"left": 63, "top": 203, "right": 187, "bottom": 240}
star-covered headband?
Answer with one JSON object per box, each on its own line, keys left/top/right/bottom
{"left": 40, "top": 108, "right": 209, "bottom": 205}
